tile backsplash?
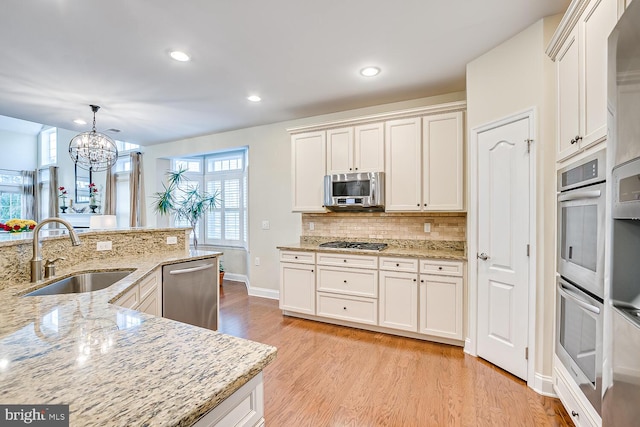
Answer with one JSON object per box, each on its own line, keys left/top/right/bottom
{"left": 301, "top": 212, "right": 466, "bottom": 241}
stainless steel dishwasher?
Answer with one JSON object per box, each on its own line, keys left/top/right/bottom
{"left": 162, "top": 259, "right": 217, "bottom": 330}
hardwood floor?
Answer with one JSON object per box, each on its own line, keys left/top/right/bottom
{"left": 219, "top": 281, "right": 573, "bottom": 427}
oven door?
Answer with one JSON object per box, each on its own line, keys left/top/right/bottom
{"left": 556, "top": 277, "right": 603, "bottom": 414}
{"left": 557, "top": 181, "right": 606, "bottom": 298}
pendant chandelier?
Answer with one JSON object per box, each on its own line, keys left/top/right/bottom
{"left": 69, "top": 105, "right": 118, "bottom": 172}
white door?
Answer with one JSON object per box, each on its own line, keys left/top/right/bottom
{"left": 477, "top": 117, "right": 530, "bottom": 380}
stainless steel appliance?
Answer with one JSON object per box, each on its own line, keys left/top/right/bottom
{"left": 556, "top": 150, "right": 606, "bottom": 415}
{"left": 556, "top": 277, "right": 604, "bottom": 414}
{"left": 603, "top": 2, "right": 640, "bottom": 424}
{"left": 323, "top": 172, "right": 384, "bottom": 211}
{"left": 557, "top": 150, "right": 607, "bottom": 298}
{"left": 319, "top": 241, "right": 388, "bottom": 251}
{"left": 162, "top": 259, "right": 217, "bottom": 330}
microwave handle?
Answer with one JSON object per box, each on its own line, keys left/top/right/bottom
{"left": 558, "top": 189, "right": 601, "bottom": 202}
{"left": 557, "top": 282, "right": 601, "bottom": 314}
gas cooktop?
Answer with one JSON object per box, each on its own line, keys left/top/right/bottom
{"left": 318, "top": 241, "right": 388, "bottom": 251}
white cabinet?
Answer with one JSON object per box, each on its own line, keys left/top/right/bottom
{"left": 113, "top": 269, "right": 162, "bottom": 317}
{"left": 551, "top": 0, "right": 617, "bottom": 161}
{"left": 279, "top": 251, "right": 316, "bottom": 315}
{"left": 385, "top": 113, "right": 464, "bottom": 211}
{"left": 327, "top": 124, "right": 384, "bottom": 174}
{"left": 193, "top": 372, "right": 265, "bottom": 427}
{"left": 419, "top": 274, "right": 463, "bottom": 340}
{"left": 422, "top": 112, "right": 464, "bottom": 210}
{"left": 291, "top": 131, "right": 326, "bottom": 212}
{"left": 379, "top": 270, "right": 419, "bottom": 332}
{"left": 385, "top": 118, "right": 422, "bottom": 211}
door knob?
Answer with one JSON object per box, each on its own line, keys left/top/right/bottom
{"left": 477, "top": 253, "right": 490, "bottom": 261}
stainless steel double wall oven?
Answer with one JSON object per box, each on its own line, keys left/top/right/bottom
{"left": 556, "top": 150, "right": 606, "bottom": 415}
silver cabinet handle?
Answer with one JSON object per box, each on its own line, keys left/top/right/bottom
{"left": 477, "top": 253, "right": 489, "bottom": 261}
{"left": 168, "top": 263, "right": 214, "bottom": 275}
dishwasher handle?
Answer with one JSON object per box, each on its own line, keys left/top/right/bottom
{"left": 168, "top": 263, "right": 214, "bottom": 275}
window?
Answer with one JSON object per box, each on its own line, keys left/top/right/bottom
{"left": 40, "top": 128, "right": 57, "bottom": 166}
{"left": 0, "top": 171, "right": 23, "bottom": 222}
{"left": 171, "top": 149, "right": 248, "bottom": 248}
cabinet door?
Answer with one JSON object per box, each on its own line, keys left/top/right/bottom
{"left": 354, "top": 123, "right": 384, "bottom": 172}
{"left": 385, "top": 118, "right": 421, "bottom": 211}
{"left": 291, "top": 131, "right": 326, "bottom": 212}
{"left": 280, "top": 262, "right": 316, "bottom": 315}
{"left": 581, "top": 0, "right": 616, "bottom": 149}
{"left": 422, "top": 112, "right": 464, "bottom": 211}
{"left": 139, "top": 292, "right": 159, "bottom": 316}
{"left": 327, "top": 127, "right": 353, "bottom": 174}
{"left": 557, "top": 26, "right": 581, "bottom": 161}
{"left": 379, "top": 270, "right": 418, "bottom": 332}
{"left": 419, "top": 275, "right": 463, "bottom": 340}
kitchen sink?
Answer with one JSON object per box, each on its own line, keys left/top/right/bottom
{"left": 25, "top": 270, "right": 135, "bottom": 296}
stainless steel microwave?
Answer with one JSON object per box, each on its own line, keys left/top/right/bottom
{"left": 323, "top": 172, "right": 384, "bottom": 211}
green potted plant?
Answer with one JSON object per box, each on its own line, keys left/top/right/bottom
{"left": 153, "top": 169, "right": 220, "bottom": 249}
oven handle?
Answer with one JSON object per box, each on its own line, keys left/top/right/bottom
{"left": 557, "top": 282, "right": 601, "bottom": 314}
{"left": 558, "top": 189, "right": 601, "bottom": 202}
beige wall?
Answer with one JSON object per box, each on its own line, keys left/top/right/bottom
{"left": 143, "top": 91, "right": 466, "bottom": 295}
{"left": 466, "top": 15, "right": 561, "bottom": 381}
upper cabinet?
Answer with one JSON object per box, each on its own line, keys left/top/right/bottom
{"left": 291, "top": 131, "right": 326, "bottom": 212}
{"left": 288, "top": 101, "right": 466, "bottom": 213}
{"left": 385, "top": 112, "right": 464, "bottom": 212}
{"left": 548, "top": 0, "right": 618, "bottom": 162}
{"left": 327, "top": 123, "right": 384, "bottom": 174}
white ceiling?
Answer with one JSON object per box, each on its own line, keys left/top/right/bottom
{"left": 0, "top": 0, "right": 569, "bottom": 145}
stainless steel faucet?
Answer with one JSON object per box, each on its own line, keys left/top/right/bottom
{"left": 30, "top": 218, "right": 81, "bottom": 282}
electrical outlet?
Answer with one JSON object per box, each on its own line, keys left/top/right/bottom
{"left": 255, "top": 257, "right": 260, "bottom": 266}
{"left": 96, "top": 241, "right": 112, "bottom": 251}
{"left": 423, "top": 223, "right": 431, "bottom": 233}
{"left": 261, "top": 220, "right": 270, "bottom": 230}
{"left": 166, "top": 236, "right": 178, "bottom": 244}
{"left": 309, "top": 222, "right": 315, "bottom": 231}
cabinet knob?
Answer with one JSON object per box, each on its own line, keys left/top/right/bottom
{"left": 424, "top": 203, "right": 427, "bottom": 206}
{"left": 570, "top": 137, "right": 575, "bottom": 144}
{"left": 420, "top": 279, "right": 424, "bottom": 283}
{"left": 343, "top": 307, "right": 347, "bottom": 310}
{"left": 413, "top": 278, "right": 417, "bottom": 282}
{"left": 349, "top": 168, "right": 352, "bottom": 171}
{"left": 311, "top": 269, "right": 314, "bottom": 273}
{"left": 355, "top": 167, "right": 358, "bottom": 170}
{"left": 294, "top": 256, "right": 298, "bottom": 259}
{"left": 571, "top": 411, "right": 578, "bottom": 417}
{"left": 343, "top": 259, "right": 347, "bottom": 263}
{"left": 438, "top": 266, "right": 443, "bottom": 270}
{"left": 417, "top": 203, "right": 420, "bottom": 207}
{"left": 343, "top": 280, "right": 347, "bottom": 283}
{"left": 396, "top": 263, "right": 400, "bottom": 267}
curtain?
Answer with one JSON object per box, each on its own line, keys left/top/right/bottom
{"left": 20, "top": 170, "right": 36, "bottom": 220}
{"left": 103, "top": 166, "right": 117, "bottom": 215}
{"left": 49, "top": 166, "right": 59, "bottom": 218}
{"left": 129, "top": 152, "right": 146, "bottom": 227}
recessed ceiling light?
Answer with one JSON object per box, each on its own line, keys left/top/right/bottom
{"left": 360, "top": 66, "right": 381, "bottom": 77}
{"left": 170, "top": 51, "right": 191, "bottom": 62}
{"left": 247, "top": 95, "right": 262, "bottom": 102}
{"left": 73, "top": 119, "right": 86, "bottom": 125}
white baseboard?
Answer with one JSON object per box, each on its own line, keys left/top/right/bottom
{"left": 223, "top": 273, "right": 280, "bottom": 300}
{"left": 463, "top": 337, "right": 476, "bottom": 356}
{"left": 532, "top": 372, "right": 556, "bottom": 397}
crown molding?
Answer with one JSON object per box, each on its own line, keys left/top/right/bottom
{"left": 546, "top": 0, "right": 591, "bottom": 60}
{"left": 286, "top": 100, "right": 467, "bottom": 134}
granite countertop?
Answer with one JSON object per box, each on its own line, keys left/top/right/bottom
{"left": 0, "top": 250, "right": 277, "bottom": 426}
{"left": 277, "top": 242, "right": 467, "bottom": 261}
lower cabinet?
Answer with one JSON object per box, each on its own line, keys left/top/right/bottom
{"left": 419, "top": 274, "right": 463, "bottom": 340}
{"left": 279, "top": 251, "right": 316, "bottom": 315}
{"left": 113, "top": 268, "right": 162, "bottom": 316}
{"left": 193, "top": 372, "right": 265, "bottom": 427}
{"left": 379, "top": 270, "right": 419, "bottom": 332}
{"left": 279, "top": 249, "right": 466, "bottom": 345}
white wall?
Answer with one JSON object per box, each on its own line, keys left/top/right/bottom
{"left": 144, "top": 91, "right": 466, "bottom": 296}
{"left": 0, "top": 131, "right": 37, "bottom": 170}
{"left": 466, "top": 15, "right": 562, "bottom": 382}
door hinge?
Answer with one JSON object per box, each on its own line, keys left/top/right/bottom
{"left": 526, "top": 244, "right": 530, "bottom": 257}
{"left": 526, "top": 139, "right": 533, "bottom": 154}
{"left": 525, "top": 347, "right": 529, "bottom": 360}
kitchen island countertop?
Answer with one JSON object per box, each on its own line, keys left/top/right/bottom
{"left": 0, "top": 249, "right": 277, "bottom": 426}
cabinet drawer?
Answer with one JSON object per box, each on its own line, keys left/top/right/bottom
{"left": 280, "top": 250, "right": 315, "bottom": 264}
{"left": 316, "top": 253, "right": 378, "bottom": 268}
{"left": 379, "top": 257, "right": 419, "bottom": 272}
{"left": 139, "top": 273, "right": 158, "bottom": 301}
{"left": 420, "top": 259, "right": 463, "bottom": 276}
{"left": 553, "top": 365, "right": 598, "bottom": 427}
{"left": 317, "top": 266, "right": 378, "bottom": 298}
{"left": 317, "top": 293, "right": 377, "bottom": 325}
